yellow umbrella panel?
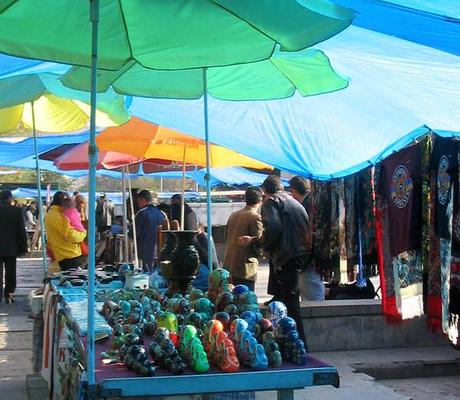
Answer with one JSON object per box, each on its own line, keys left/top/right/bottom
{"left": 0, "top": 94, "right": 123, "bottom": 134}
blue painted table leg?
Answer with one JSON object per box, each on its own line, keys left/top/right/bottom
{"left": 277, "top": 389, "right": 294, "bottom": 400}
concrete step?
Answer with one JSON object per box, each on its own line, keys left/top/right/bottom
{"left": 353, "top": 358, "right": 460, "bottom": 379}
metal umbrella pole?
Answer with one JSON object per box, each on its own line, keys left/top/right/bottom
{"left": 30, "top": 101, "right": 48, "bottom": 275}
{"left": 180, "top": 144, "right": 187, "bottom": 231}
{"left": 355, "top": 174, "right": 366, "bottom": 288}
{"left": 203, "top": 68, "right": 213, "bottom": 271}
{"left": 87, "top": 0, "right": 99, "bottom": 397}
{"left": 126, "top": 168, "right": 139, "bottom": 270}
{"left": 121, "top": 166, "right": 129, "bottom": 260}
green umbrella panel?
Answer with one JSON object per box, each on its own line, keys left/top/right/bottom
{"left": 62, "top": 47, "right": 349, "bottom": 99}
{"left": 0, "top": 0, "right": 353, "bottom": 70}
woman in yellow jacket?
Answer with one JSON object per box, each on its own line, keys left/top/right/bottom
{"left": 45, "top": 191, "right": 86, "bottom": 273}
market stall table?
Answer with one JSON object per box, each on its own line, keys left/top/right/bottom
{"left": 47, "top": 278, "right": 339, "bottom": 400}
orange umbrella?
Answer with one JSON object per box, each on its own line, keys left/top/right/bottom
{"left": 96, "top": 117, "right": 270, "bottom": 169}
{"left": 97, "top": 117, "right": 271, "bottom": 229}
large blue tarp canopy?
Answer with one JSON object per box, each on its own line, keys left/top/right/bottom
{"left": 331, "top": 0, "right": 460, "bottom": 55}
{"left": 0, "top": 132, "right": 88, "bottom": 164}
{"left": 0, "top": 0, "right": 459, "bottom": 180}
{"left": 0, "top": 132, "right": 88, "bottom": 174}
{"left": 129, "top": 21, "right": 460, "bottom": 179}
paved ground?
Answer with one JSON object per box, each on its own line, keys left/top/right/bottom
{"left": 0, "top": 257, "right": 42, "bottom": 400}
{"left": 0, "top": 256, "right": 459, "bottom": 400}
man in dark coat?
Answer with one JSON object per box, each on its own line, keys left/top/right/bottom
{"left": 289, "top": 176, "right": 325, "bottom": 301}
{"left": 240, "top": 175, "right": 310, "bottom": 345}
{"left": 135, "top": 190, "right": 166, "bottom": 273}
{"left": 0, "top": 190, "right": 28, "bottom": 303}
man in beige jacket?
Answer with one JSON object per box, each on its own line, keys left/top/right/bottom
{"left": 223, "top": 187, "right": 263, "bottom": 291}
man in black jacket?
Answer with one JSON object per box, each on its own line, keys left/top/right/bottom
{"left": 240, "top": 175, "right": 310, "bottom": 345}
{"left": 289, "top": 176, "right": 325, "bottom": 301}
{"left": 0, "top": 190, "right": 28, "bottom": 303}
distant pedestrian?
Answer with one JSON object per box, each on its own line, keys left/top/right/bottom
{"left": 135, "top": 190, "right": 167, "bottom": 273}
{"left": 31, "top": 204, "right": 47, "bottom": 251}
{"left": 96, "top": 195, "right": 115, "bottom": 232}
{"left": 224, "top": 187, "right": 263, "bottom": 291}
{"left": 25, "top": 201, "right": 37, "bottom": 231}
{"left": 0, "top": 190, "right": 28, "bottom": 303}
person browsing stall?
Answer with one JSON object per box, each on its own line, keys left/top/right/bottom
{"left": 135, "top": 190, "right": 167, "bottom": 273}
{"left": 239, "top": 175, "right": 310, "bottom": 345}
{"left": 224, "top": 186, "right": 263, "bottom": 291}
{"left": 45, "top": 191, "right": 87, "bottom": 273}
{"left": 289, "top": 176, "right": 324, "bottom": 301}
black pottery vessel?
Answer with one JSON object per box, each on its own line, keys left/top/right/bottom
{"left": 159, "top": 231, "right": 176, "bottom": 262}
{"left": 166, "top": 230, "right": 200, "bottom": 295}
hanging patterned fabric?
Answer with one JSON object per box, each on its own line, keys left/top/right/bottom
{"left": 427, "top": 136, "right": 456, "bottom": 332}
{"left": 310, "top": 180, "right": 333, "bottom": 280}
{"left": 420, "top": 135, "right": 433, "bottom": 279}
{"left": 448, "top": 140, "right": 460, "bottom": 346}
{"left": 375, "top": 172, "right": 398, "bottom": 319}
{"left": 448, "top": 256, "right": 460, "bottom": 346}
{"left": 331, "top": 179, "right": 346, "bottom": 282}
{"left": 310, "top": 180, "right": 342, "bottom": 282}
{"left": 344, "top": 167, "right": 377, "bottom": 281}
{"left": 375, "top": 144, "right": 424, "bottom": 321}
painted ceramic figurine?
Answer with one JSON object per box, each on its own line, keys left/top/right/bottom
{"left": 187, "top": 311, "right": 204, "bottom": 331}
{"left": 255, "top": 318, "right": 273, "bottom": 341}
{"left": 262, "top": 331, "right": 282, "bottom": 367}
{"left": 179, "top": 325, "right": 210, "bottom": 373}
{"left": 188, "top": 288, "right": 204, "bottom": 302}
{"left": 275, "top": 317, "right": 308, "bottom": 366}
{"left": 229, "top": 318, "right": 248, "bottom": 344}
{"left": 202, "top": 321, "right": 239, "bottom": 372}
{"left": 208, "top": 268, "right": 232, "bottom": 303}
{"left": 240, "top": 310, "right": 260, "bottom": 335}
{"left": 157, "top": 312, "right": 179, "bottom": 333}
{"left": 235, "top": 289, "right": 259, "bottom": 313}
{"left": 229, "top": 318, "right": 268, "bottom": 370}
{"left": 167, "top": 297, "right": 190, "bottom": 315}
{"left": 267, "top": 301, "right": 288, "bottom": 329}
{"left": 123, "top": 344, "right": 156, "bottom": 376}
{"left": 213, "top": 311, "right": 231, "bottom": 331}
{"left": 215, "top": 291, "right": 234, "bottom": 312}
{"left": 203, "top": 319, "right": 224, "bottom": 355}
{"left": 192, "top": 297, "right": 214, "bottom": 321}
{"left": 215, "top": 330, "right": 240, "bottom": 372}
{"left": 149, "top": 327, "right": 187, "bottom": 374}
